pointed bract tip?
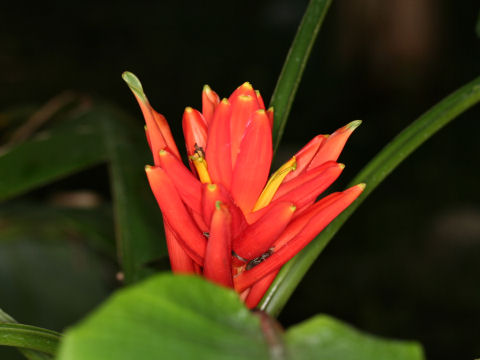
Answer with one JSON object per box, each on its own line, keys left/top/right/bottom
{"left": 215, "top": 200, "right": 223, "bottom": 210}
{"left": 289, "top": 205, "right": 297, "bottom": 212}
{"left": 267, "top": 106, "right": 274, "bottom": 112}
{"left": 338, "top": 163, "right": 345, "bottom": 170}
{"left": 159, "top": 149, "right": 167, "bottom": 156}
{"left": 207, "top": 184, "right": 217, "bottom": 191}
{"left": 203, "top": 84, "right": 212, "bottom": 93}
{"left": 346, "top": 120, "right": 362, "bottom": 130}
{"left": 122, "top": 71, "right": 148, "bottom": 103}
{"left": 221, "top": 98, "right": 230, "bottom": 105}
{"left": 185, "top": 106, "right": 193, "bottom": 113}
{"left": 357, "top": 183, "right": 367, "bottom": 190}
{"left": 240, "top": 82, "right": 253, "bottom": 90}
{"left": 145, "top": 165, "right": 153, "bottom": 171}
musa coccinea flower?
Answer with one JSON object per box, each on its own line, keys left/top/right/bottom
{"left": 123, "top": 71, "right": 365, "bottom": 309}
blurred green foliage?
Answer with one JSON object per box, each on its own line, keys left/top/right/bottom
{"left": 0, "top": 101, "right": 168, "bottom": 359}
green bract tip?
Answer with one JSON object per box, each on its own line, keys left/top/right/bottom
{"left": 122, "top": 71, "right": 148, "bottom": 103}
{"left": 215, "top": 200, "right": 222, "bottom": 210}
{"left": 347, "top": 120, "right": 362, "bottom": 130}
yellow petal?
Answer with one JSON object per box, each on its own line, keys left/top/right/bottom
{"left": 253, "top": 156, "right": 297, "bottom": 211}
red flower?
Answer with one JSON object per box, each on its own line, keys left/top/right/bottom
{"left": 123, "top": 72, "right": 365, "bottom": 308}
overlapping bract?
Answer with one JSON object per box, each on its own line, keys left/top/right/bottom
{"left": 123, "top": 72, "right": 365, "bottom": 308}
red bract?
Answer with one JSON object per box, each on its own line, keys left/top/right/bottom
{"left": 123, "top": 72, "right": 365, "bottom": 308}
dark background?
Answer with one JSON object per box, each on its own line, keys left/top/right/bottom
{"left": 1, "top": 1, "right": 479, "bottom": 359}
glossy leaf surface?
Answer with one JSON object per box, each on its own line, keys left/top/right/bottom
{"left": 58, "top": 275, "right": 423, "bottom": 360}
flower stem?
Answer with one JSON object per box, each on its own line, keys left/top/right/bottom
{"left": 270, "top": 0, "right": 332, "bottom": 153}
{"left": 260, "top": 75, "right": 480, "bottom": 317}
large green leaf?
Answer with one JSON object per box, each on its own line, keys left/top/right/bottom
{"left": 286, "top": 316, "right": 424, "bottom": 360}
{"left": 57, "top": 275, "right": 423, "bottom": 360}
{"left": 57, "top": 275, "right": 270, "bottom": 360}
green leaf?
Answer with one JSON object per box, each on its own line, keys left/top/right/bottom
{"left": 94, "top": 105, "right": 167, "bottom": 284}
{"left": 57, "top": 275, "right": 423, "bottom": 360}
{"left": 0, "top": 119, "right": 107, "bottom": 201}
{"left": 57, "top": 275, "right": 270, "bottom": 360}
{"left": 286, "top": 315, "right": 424, "bottom": 360}
{"left": 260, "top": 76, "right": 480, "bottom": 316}
{"left": 0, "top": 308, "right": 55, "bottom": 360}
{"left": 270, "top": 0, "right": 332, "bottom": 152}
{"left": 0, "top": 323, "right": 61, "bottom": 356}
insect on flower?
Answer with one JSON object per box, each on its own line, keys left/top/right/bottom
{"left": 123, "top": 71, "right": 365, "bottom": 308}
